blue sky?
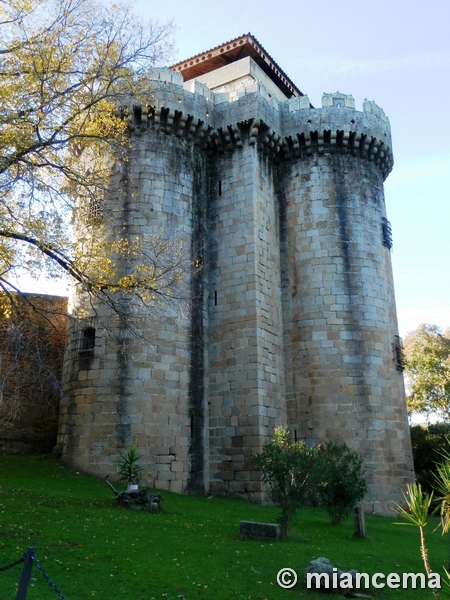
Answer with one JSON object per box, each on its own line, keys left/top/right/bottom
{"left": 144, "top": 0, "right": 450, "bottom": 338}
{"left": 26, "top": 0, "right": 450, "bottom": 338}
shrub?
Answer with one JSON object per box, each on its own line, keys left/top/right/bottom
{"left": 256, "top": 430, "right": 367, "bottom": 532}
{"left": 314, "top": 442, "right": 367, "bottom": 524}
{"left": 256, "top": 426, "right": 318, "bottom": 537}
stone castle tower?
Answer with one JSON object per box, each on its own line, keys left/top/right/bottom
{"left": 57, "top": 34, "right": 414, "bottom": 514}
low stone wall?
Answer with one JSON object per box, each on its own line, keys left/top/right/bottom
{"left": 0, "top": 294, "right": 67, "bottom": 453}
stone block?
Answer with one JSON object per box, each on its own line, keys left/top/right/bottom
{"left": 170, "top": 479, "right": 185, "bottom": 493}
{"left": 239, "top": 520, "right": 281, "bottom": 540}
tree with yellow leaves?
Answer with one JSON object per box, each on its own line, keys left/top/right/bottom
{"left": 404, "top": 324, "right": 450, "bottom": 422}
{"left": 0, "top": 0, "right": 184, "bottom": 318}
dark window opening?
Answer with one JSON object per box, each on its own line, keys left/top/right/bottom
{"left": 79, "top": 326, "right": 95, "bottom": 356}
{"left": 218, "top": 180, "right": 222, "bottom": 196}
{"left": 382, "top": 217, "right": 393, "bottom": 249}
{"left": 294, "top": 429, "right": 297, "bottom": 442}
{"left": 214, "top": 290, "right": 218, "bottom": 306}
{"left": 393, "top": 335, "right": 404, "bottom": 371}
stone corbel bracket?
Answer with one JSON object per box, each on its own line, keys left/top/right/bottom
{"left": 118, "top": 90, "right": 393, "bottom": 177}
{"left": 283, "top": 129, "right": 393, "bottom": 178}
{"left": 207, "top": 119, "right": 283, "bottom": 159}
{"left": 117, "top": 104, "right": 213, "bottom": 151}
{"left": 151, "top": 107, "right": 214, "bottom": 149}
{"left": 206, "top": 122, "right": 249, "bottom": 154}
{"left": 247, "top": 118, "right": 283, "bottom": 161}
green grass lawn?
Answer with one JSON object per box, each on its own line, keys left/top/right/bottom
{"left": 0, "top": 454, "right": 448, "bottom": 600}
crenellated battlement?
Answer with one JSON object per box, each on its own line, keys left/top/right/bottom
{"left": 117, "top": 68, "right": 393, "bottom": 179}
{"left": 282, "top": 91, "right": 393, "bottom": 178}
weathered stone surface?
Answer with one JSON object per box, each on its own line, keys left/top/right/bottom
{"left": 0, "top": 294, "right": 67, "bottom": 453}
{"left": 239, "top": 520, "right": 281, "bottom": 540}
{"left": 57, "top": 47, "right": 414, "bottom": 515}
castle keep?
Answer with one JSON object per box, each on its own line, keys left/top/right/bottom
{"left": 57, "top": 34, "right": 414, "bottom": 514}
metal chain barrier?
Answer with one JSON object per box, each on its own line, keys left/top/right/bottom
{"left": 0, "top": 556, "right": 25, "bottom": 572}
{"left": 32, "top": 552, "right": 68, "bottom": 600}
{"left": 1, "top": 548, "right": 68, "bottom": 599}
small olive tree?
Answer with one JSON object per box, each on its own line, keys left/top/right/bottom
{"left": 256, "top": 426, "right": 318, "bottom": 537}
{"left": 314, "top": 442, "right": 367, "bottom": 524}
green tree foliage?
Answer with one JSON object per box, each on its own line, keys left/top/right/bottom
{"left": 315, "top": 442, "right": 367, "bottom": 525}
{"left": 0, "top": 0, "right": 181, "bottom": 317}
{"left": 256, "top": 426, "right": 318, "bottom": 537}
{"left": 404, "top": 324, "right": 450, "bottom": 421}
{"left": 398, "top": 450, "right": 450, "bottom": 583}
{"left": 410, "top": 423, "right": 450, "bottom": 494}
{"left": 395, "top": 446, "right": 450, "bottom": 587}
{"left": 432, "top": 449, "right": 450, "bottom": 575}
{"left": 256, "top": 427, "right": 367, "bottom": 534}
{"left": 433, "top": 452, "right": 450, "bottom": 535}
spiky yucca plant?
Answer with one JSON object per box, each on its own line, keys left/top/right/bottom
{"left": 393, "top": 483, "right": 440, "bottom": 600}
{"left": 117, "top": 446, "right": 144, "bottom": 488}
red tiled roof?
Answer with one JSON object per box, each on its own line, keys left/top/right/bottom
{"left": 170, "top": 33, "right": 303, "bottom": 99}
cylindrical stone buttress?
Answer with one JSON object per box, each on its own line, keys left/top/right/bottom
{"left": 281, "top": 96, "right": 414, "bottom": 514}
{"left": 58, "top": 88, "right": 210, "bottom": 493}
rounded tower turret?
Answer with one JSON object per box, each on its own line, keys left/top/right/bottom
{"left": 58, "top": 69, "right": 213, "bottom": 493}
{"left": 280, "top": 92, "right": 413, "bottom": 513}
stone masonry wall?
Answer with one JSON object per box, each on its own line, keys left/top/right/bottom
{"left": 58, "top": 63, "right": 414, "bottom": 513}
{"left": 208, "top": 143, "right": 286, "bottom": 500}
{"left": 278, "top": 94, "right": 413, "bottom": 514}
{"left": 280, "top": 153, "right": 412, "bottom": 514}
{"left": 58, "top": 126, "right": 209, "bottom": 492}
{"left": 0, "top": 294, "right": 67, "bottom": 453}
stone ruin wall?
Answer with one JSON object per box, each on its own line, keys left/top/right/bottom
{"left": 0, "top": 294, "right": 67, "bottom": 453}
{"left": 57, "top": 64, "right": 414, "bottom": 514}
